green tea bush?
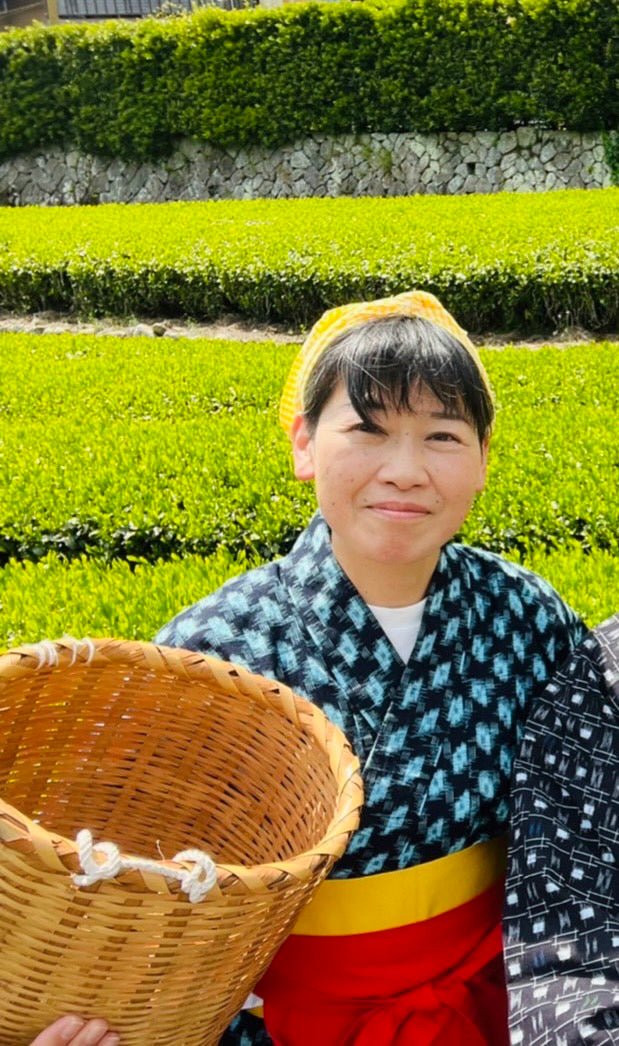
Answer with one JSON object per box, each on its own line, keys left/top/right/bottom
{"left": 0, "top": 333, "right": 616, "bottom": 569}
{"left": 0, "top": 545, "right": 615, "bottom": 651}
{"left": 0, "top": 331, "right": 616, "bottom": 648}
{"left": 0, "top": 551, "right": 254, "bottom": 649}
{"left": 0, "top": 0, "right": 616, "bottom": 161}
{"left": 0, "top": 192, "right": 617, "bottom": 331}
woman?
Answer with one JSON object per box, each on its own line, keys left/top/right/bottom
{"left": 31, "top": 291, "right": 586, "bottom": 1045}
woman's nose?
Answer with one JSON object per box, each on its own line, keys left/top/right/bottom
{"left": 378, "top": 440, "right": 428, "bottom": 487}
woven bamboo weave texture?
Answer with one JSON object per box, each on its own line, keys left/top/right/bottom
{"left": 0, "top": 637, "right": 363, "bottom": 1044}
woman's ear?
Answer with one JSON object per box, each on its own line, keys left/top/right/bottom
{"left": 290, "top": 413, "right": 316, "bottom": 482}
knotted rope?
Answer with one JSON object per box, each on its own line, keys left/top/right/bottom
{"left": 73, "top": 829, "right": 218, "bottom": 903}
{"left": 19, "top": 637, "right": 96, "bottom": 669}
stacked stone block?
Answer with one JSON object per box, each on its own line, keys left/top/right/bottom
{"left": 0, "top": 130, "right": 611, "bottom": 206}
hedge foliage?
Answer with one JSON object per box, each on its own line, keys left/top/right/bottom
{"left": 0, "top": 330, "right": 616, "bottom": 647}
{"left": 1, "top": 546, "right": 616, "bottom": 651}
{"left": 0, "top": 0, "right": 617, "bottom": 160}
{"left": 0, "top": 192, "right": 618, "bottom": 332}
{"left": 0, "top": 332, "right": 617, "bottom": 572}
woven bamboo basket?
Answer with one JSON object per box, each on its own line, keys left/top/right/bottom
{"left": 0, "top": 637, "right": 363, "bottom": 1045}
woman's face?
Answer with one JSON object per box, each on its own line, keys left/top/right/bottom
{"left": 291, "top": 381, "right": 488, "bottom": 604}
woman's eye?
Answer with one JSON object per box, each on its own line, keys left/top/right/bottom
{"left": 429, "top": 431, "right": 460, "bottom": 442}
{"left": 350, "top": 421, "right": 385, "bottom": 435}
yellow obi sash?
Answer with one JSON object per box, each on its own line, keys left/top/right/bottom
{"left": 291, "top": 835, "right": 507, "bottom": 937}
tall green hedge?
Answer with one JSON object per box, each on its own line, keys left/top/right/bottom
{"left": 0, "top": 0, "right": 616, "bottom": 162}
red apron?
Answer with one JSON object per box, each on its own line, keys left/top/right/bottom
{"left": 255, "top": 837, "right": 509, "bottom": 1046}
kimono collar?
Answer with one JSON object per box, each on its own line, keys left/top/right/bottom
{"left": 282, "top": 512, "right": 461, "bottom": 641}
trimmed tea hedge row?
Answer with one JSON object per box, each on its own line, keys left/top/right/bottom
{"left": 0, "top": 0, "right": 616, "bottom": 162}
{"left": 0, "top": 192, "right": 618, "bottom": 331}
{"left": 0, "top": 332, "right": 306, "bottom": 563}
{"left": 0, "top": 545, "right": 616, "bottom": 651}
{"left": 0, "top": 332, "right": 617, "bottom": 565}
{"left": 0, "top": 550, "right": 251, "bottom": 651}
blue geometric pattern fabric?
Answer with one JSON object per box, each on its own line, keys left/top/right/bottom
{"left": 156, "top": 512, "right": 585, "bottom": 878}
{"left": 155, "top": 513, "right": 586, "bottom": 1045}
{"left": 505, "top": 614, "right": 619, "bottom": 1045}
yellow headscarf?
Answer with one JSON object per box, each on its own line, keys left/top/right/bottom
{"left": 279, "top": 290, "right": 492, "bottom": 434}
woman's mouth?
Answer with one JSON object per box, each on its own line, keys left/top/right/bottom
{"left": 370, "top": 502, "right": 431, "bottom": 520}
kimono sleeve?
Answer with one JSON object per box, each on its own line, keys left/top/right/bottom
{"left": 219, "top": 1011, "right": 273, "bottom": 1045}
{"left": 505, "top": 616, "right": 619, "bottom": 1041}
{"left": 153, "top": 563, "right": 281, "bottom": 672}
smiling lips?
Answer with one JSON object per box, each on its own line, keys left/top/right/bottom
{"left": 370, "top": 502, "right": 432, "bottom": 518}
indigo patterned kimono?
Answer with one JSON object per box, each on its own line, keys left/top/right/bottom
{"left": 156, "top": 513, "right": 585, "bottom": 1045}
{"left": 505, "top": 614, "right": 618, "bottom": 1045}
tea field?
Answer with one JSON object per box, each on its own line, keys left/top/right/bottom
{"left": 0, "top": 189, "right": 617, "bottom": 332}
{"left": 0, "top": 330, "right": 616, "bottom": 648}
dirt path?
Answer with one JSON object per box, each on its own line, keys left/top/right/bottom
{"left": 0, "top": 310, "right": 617, "bottom": 347}
{"left": 0, "top": 311, "right": 300, "bottom": 343}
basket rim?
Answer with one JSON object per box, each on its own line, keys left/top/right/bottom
{"left": 0, "top": 636, "right": 363, "bottom": 896}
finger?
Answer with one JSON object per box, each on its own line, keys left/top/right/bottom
{"left": 28, "top": 1016, "right": 120, "bottom": 1046}
{"left": 63, "top": 1019, "right": 116, "bottom": 1046}
{"left": 29, "top": 1017, "right": 87, "bottom": 1046}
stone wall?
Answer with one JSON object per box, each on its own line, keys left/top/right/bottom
{"left": 0, "top": 129, "right": 611, "bottom": 206}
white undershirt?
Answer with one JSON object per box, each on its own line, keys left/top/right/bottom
{"left": 367, "top": 598, "right": 427, "bottom": 663}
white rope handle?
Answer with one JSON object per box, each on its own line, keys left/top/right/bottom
{"left": 19, "top": 636, "right": 96, "bottom": 669}
{"left": 73, "top": 830, "right": 218, "bottom": 903}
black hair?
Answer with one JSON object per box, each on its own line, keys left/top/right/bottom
{"left": 302, "top": 315, "right": 494, "bottom": 444}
